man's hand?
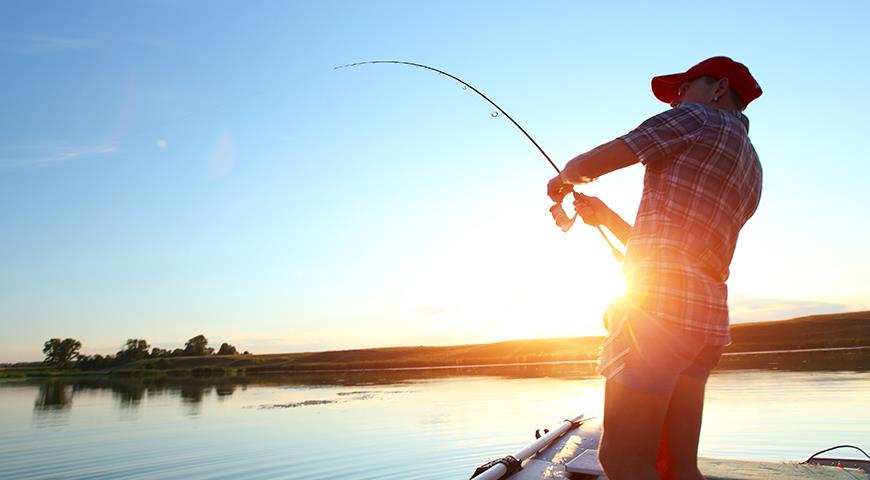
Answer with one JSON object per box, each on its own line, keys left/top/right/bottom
{"left": 573, "top": 193, "right": 610, "bottom": 227}
{"left": 547, "top": 174, "right": 574, "bottom": 203}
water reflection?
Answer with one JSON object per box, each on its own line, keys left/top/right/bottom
{"left": 33, "top": 381, "right": 73, "bottom": 411}
{"left": 215, "top": 384, "right": 236, "bottom": 397}
{"left": 16, "top": 352, "right": 867, "bottom": 419}
{"left": 18, "top": 363, "right": 600, "bottom": 417}
{"left": 114, "top": 382, "right": 146, "bottom": 407}
{"left": 179, "top": 384, "right": 208, "bottom": 403}
{"left": 25, "top": 378, "right": 228, "bottom": 416}
{"left": 69, "top": 377, "right": 156, "bottom": 408}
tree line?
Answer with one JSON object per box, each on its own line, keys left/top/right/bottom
{"left": 42, "top": 335, "right": 250, "bottom": 370}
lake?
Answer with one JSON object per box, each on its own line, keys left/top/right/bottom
{"left": 1, "top": 365, "right": 868, "bottom": 479}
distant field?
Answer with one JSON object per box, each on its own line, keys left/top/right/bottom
{"left": 3, "top": 311, "right": 868, "bottom": 377}
{"left": 727, "top": 311, "right": 870, "bottom": 351}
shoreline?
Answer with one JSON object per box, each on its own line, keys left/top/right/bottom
{"left": 4, "top": 311, "right": 868, "bottom": 378}
{"left": 2, "top": 345, "right": 869, "bottom": 379}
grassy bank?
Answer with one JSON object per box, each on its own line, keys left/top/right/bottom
{"left": 0, "top": 365, "right": 246, "bottom": 380}
{"left": 727, "top": 311, "right": 870, "bottom": 352}
{"left": 4, "top": 311, "right": 869, "bottom": 378}
{"left": 719, "top": 346, "right": 870, "bottom": 371}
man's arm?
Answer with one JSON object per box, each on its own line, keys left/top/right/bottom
{"left": 547, "top": 139, "right": 640, "bottom": 202}
{"left": 561, "top": 138, "right": 640, "bottom": 184}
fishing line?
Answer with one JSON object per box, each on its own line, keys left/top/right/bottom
{"left": 334, "top": 60, "right": 624, "bottom": 261}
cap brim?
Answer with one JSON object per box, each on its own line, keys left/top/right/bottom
{"left": 651, "top": 72, "right": 690, "bottom": 104}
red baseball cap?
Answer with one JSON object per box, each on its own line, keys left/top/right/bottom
{"left": 651, "top": 56, "right": 762, "bottom": 107}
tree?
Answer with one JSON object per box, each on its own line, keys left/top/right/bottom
{"left": 149, "top": 347, "right": 169, "bottom": 358}
{"left": 76, "top": 354, "right": 114, "bottom": 371}
{"left": 184, "top": 334, "right": 210, "bottom": 356}
{"left": 116, "top": 338, "right": 150, "bottom": 364}
{"left": 217, "top": 343, "right": 238, "bottom": 355}
{"left": 43, "top": 338, "right": 82, "bottom": 368}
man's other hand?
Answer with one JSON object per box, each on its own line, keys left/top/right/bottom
{"left": 573, "top": 193, "right": 610, "bottom": 227}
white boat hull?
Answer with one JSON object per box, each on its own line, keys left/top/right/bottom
{"left": 483, "top": 417, "right": 869, "bottom": 480}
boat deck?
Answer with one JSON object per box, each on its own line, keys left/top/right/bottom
{"left": 508, "top": 418, "right": 869, "bottom": 480}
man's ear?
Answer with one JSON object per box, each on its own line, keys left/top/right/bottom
{"left": 714, "top": 77, "right": 731, "bottom": 99}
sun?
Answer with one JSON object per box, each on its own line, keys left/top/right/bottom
{"left": 392, "top": 203, "right": 625, "bottom": 343}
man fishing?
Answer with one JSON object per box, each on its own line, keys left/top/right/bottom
{"left": 547, "top": 56, "right": 763, "bottom": 480}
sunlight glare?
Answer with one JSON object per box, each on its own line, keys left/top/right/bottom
{"left": 391, "top": 200, "right": 624, "bottom": 342}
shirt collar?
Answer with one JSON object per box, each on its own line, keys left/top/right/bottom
{"left": 697, "top": 103, "right": 751, "bottom": 133}
{"left": 733, "top": 110, "right": 750, "bottom": 133}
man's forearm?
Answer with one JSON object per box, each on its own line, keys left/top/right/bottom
{"left": 604, "top": 207, "right": 632, "bottom": 246}
{"left": 561, "top": 139, "right": 639, "bottom": 184}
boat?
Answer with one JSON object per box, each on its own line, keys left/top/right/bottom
{"left": 468, "top": 415, "right": 870, "bottom": 479}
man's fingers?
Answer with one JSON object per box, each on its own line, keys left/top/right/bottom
{"left": 577, "top": 205, "right": 595, "bottom": 217}
{"left": 573, "top": 199, "right": 592, "bottom": 214}
{"left": 573, "top": 198, "right": 601, "bottom": 226}
{"left": 578, "top": 211, "right": 599, "bottom": 226}
{"left": 547, "top": 177, "right": 568, "bottom": 202}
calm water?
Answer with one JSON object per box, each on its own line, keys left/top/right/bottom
{"left": 1, "top": 365, "right": 868, "bottom": 479}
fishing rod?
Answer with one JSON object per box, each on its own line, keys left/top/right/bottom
{"left": 334, "top": 60, "right": 624, "bottom": 261}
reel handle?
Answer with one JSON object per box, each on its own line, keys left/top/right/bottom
{"left": 549, "top": 189, "right": 586, "bottom": 232}
{"left": 549, "top": 202, "right": 577, "bottom": 232}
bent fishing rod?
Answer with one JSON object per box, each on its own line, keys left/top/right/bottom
{"left": 334, "top": 60, "right": 624, "bottom": 261}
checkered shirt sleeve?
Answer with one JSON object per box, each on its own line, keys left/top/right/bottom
{"left": 620, "top": 104, "right": 708, "bottom": 167}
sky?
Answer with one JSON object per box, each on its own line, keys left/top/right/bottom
{"left": 2, "top": 1, "right": 868, "bottom": 362}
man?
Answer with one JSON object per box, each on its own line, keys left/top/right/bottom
{"left": 547, "top": 56, "right": 763, "bottom": 480}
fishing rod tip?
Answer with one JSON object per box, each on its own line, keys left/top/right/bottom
{"left": 334, "top": 62, "right": 363, "bottom": 70}
{"left": 333, "top": 61, "right": 400, "bottom": 71}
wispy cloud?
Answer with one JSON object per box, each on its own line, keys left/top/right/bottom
{"left": 729, "top": 295, "right": 849, "bottom": 324}
{"left": 0, "top": 144, "right": 118, "bottom": 173}
{"left": 208, "top": 130, "right": 236, "bottom": 179}
{"left": 0, "top": 33, "right": 96, "bottom": 55}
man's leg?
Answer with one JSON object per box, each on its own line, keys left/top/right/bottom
{"left": 599, "top": 379, "right": 672, "bottom": 480}
{"left": 656, "top": 374, "right": 707, "bottom": 480}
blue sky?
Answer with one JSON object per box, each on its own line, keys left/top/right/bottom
{"left": 2, "top": 1, "right": 868, "bottom": 362}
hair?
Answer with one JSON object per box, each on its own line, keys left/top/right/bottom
{"left": 728, "top": 89, "right": 746, "bottom": 111}
{"left": 700, "top": 76, "right": 745, "bottom": 111}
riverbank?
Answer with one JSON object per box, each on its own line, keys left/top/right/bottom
{"left": 3, "top": 311, "right": 868, "bottom": 378}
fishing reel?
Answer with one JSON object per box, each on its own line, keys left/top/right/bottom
{"left": 549, "top": 196, "right": 578, "bottom": 232}
{"left": 549, "top": 191, "right": 584, "bottom": 232}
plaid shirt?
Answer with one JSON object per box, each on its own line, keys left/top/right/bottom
{"left": 617, "top": 103, "right": 762, "bottom": 345}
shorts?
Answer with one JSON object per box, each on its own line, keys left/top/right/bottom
{"left": 597, "top": 299, "right": 723, "bottom": 395}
